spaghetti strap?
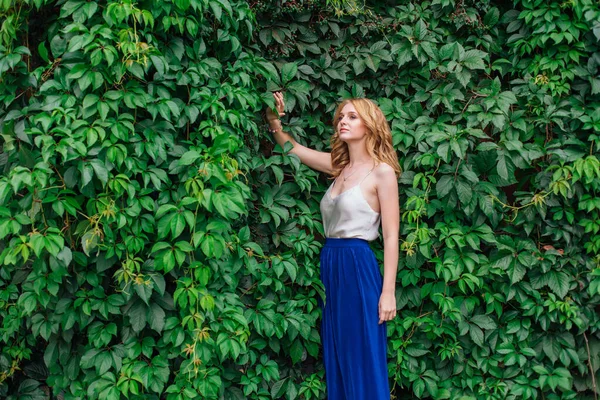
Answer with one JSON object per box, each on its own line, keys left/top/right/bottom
{"left": 330, "top": 175, "right": 340, "bottom": 191}
{"left": 358, "top": 166, "right": 375, "bottom": 184}
{"left": 331, "top": 165, "right": 375, "bottom": 192}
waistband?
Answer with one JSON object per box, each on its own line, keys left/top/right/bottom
{"left": 324, "top": 238, "right": 370, "bottom": 248}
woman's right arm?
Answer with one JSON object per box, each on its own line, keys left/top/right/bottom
{"left": 267, "top": 92, "right": 333, "bottom": 175}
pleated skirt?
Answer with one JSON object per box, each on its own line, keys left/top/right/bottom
{"left": 319, "top": 238, "right": 390, "bottom": 400}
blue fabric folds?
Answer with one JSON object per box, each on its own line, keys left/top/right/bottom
{"left": 319, "top": 238, "right": 390, "bottom": 400}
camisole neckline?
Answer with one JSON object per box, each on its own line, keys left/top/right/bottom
{"left": 324, "top": 168, "right": 380, "bottom": 215}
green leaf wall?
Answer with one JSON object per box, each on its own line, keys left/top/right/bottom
{"left": 1, "top": 0, "right": 600, "bottom": 399}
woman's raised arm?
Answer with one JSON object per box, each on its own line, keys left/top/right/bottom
{"left": 266, "top": 92, "right": 333, "bottom": 175}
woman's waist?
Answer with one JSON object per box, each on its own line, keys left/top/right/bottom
{"left": 323, "top": 237, "right": 372, "bottom": 248}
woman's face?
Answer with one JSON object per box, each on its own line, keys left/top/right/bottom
{"left": 337, "top": 103, "right": 368, "bottom": 143}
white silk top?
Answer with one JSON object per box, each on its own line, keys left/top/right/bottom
{"left": 319, "top": 168, "right": 380, "bottom": 241}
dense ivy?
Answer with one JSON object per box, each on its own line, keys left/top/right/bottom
{"left": 1, "top": 0, "right": 600, "bottom": 398}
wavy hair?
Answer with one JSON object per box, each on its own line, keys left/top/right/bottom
{"left": 330, "top": 98, "right": 401, "bottom": 178}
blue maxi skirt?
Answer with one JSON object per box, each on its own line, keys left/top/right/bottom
{"left": 319, "top": 238, "right": 390, "bottom": 400}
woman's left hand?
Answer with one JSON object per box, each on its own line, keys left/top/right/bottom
{"left": 378, "top": 292, "right": 397, "bottom": 324}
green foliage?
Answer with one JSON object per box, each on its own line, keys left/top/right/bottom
{"left": 1, "top": 0, "right": 600, "bottom": 399}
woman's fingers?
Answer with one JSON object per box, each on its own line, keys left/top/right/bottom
{"left": 379, "top": 311, "right": 396, "bottom": 324}
{"left": 270, "top": 91, "right": 286, "bottom": 117}
{"left": 276, "top": 93, "right": 285, "bottom": 114}
{"left": 271, "top": 93, "right": 282, "bottom": 115}
{"left": 275, "top": 91, "right": 284, "bottom": 103}
{"left": 382, "top": 309, "right": 396, "bottom": 322}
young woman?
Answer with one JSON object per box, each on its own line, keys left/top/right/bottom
{"left": 265, "top": 92, "right": 400, "bottom": 399}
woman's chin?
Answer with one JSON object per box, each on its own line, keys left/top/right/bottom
{"left": 339, "top": 134, "right": 365, "bottom": 143}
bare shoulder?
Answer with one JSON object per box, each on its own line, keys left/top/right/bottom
{"left": 373, "top": 162, "right": 397, "bottom": 183}
{"left": 373, "top": 162, "right": 398, "bottom": 207}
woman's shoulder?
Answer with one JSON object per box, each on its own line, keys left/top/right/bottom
{"left": 373, "top": 162, "right": 395, "bottom": 177}
{"left": 373, "top": 162, "right": 398, "bottom": 187}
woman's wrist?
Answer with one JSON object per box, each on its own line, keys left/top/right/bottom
{"left": 381, "top": 284, "right": 396, "bottom": 295}
{"left": 268, "top": 118, "right": 282, "bottom": 127}
{"left": 267, "top": 118, "right": 283, "bottom": 134}
{"left": 266, "top": 109, "right": 284, "bottom": 121}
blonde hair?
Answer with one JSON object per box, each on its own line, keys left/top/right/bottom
{"left": 330, "top": 98, "right": 401, "bottom": 178}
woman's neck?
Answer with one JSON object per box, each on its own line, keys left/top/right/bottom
{"left": 346, "top": 140, "right": 372, "bottom": 167}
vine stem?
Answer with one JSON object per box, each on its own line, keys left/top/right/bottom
{"left": 489, "top": 190, "right": 551, "bottom": 213}
{"left": 454, "top": 158, "right": 462, "bottom": 181}
{"left": 584, "top": 331, "right": 599, "bottom": 400}
{"left": 404, "top": 311, "right": 433, "bottom": 342}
